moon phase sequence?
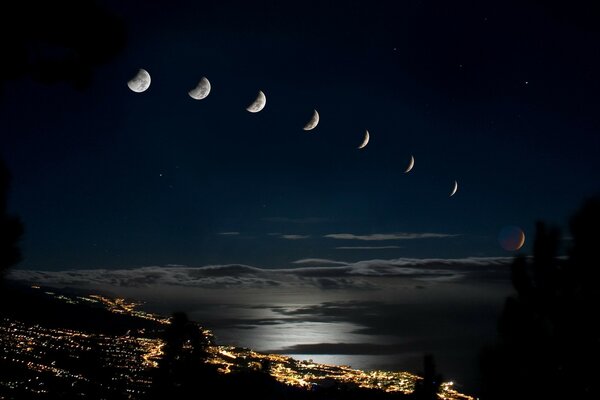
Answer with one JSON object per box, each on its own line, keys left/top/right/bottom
{"left": 188, "top": 77, "right": 211, "bottom": 100}
{"left": 303, "top": 110, "right": 319, "bottom": 131}
{"left": 246, "top": 90, "right": 267, "bottom": 113}
{"left": 127, "top": 69, "right": 151, "bottom": 93}
{"left": 358, "top": 130, "right": 370, "bottom": 149}
{"left": 125, "top": 72, "right": 460, "bottom": 198}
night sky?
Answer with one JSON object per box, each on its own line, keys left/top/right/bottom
{"left": 2, "top": 0, "right": 600, "bottom": 392}
{"left": 2, "top": 0, "right": 598, "bottom": 268}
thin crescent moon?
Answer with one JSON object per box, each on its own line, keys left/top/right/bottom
{"left": 449, "top": 180, "right": 458, "bottom": 197}
{"left": 188, "top": 77, "right": 211, "bottom": 100}
{"left": 358, "top": 130, "right": 370, "bottom": 149}
{"left": 516, "top": 231, "right": 526, "bottom": 250}
{"left": 246, "top": 90, "right": 266, "bottom": 113}
{"left": 404, "top": 155, "right": 415, "bottom": 173}
{"left": 127, "top": 68, "right": 151, "bottom": 93}
{"left": 303, "top": 109, "right": 319, "bottom": 131}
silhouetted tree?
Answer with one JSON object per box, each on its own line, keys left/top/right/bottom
{"left": 260, "top": 358, "right": 272, "bottom": 375}
{"left": 0, "top": 160, "right": 23, "bottom": 281}
{"left": 481, "top": 198, "right": 600, "bottom": 400}
{"left": 412, "top": 354, "right": 442, "bottom": 400}
{"left": 151, "top": 312, "right": 215, "bottom": 399}
{"left": 0, "top": 0, "right": 126, "bottom": 92}
{"left": 149, "top": 312, "right": 300, "bottom": 400}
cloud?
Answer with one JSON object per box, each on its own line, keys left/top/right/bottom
{"left": 218, "top": 232, "right": 240, "bottom": 236}
{"left": 280, "top": 234, "right": 310, "bottom": 240}
{"left": 335, "top": 246, "right": 402, "bottom": 250}
{"left": 344, "top": 257, "right": 512, "bottom": 277}
{"left": 268, "top": 233, "right": 311, "bottom": 240}
{"left": 292, "top": 258, "right": 349, "bottom": 266}
{"left": 9, "top": 257, "right": 512, "bottom": 290}
{"left": 324, "top": 233, "right": 459, "bottom": 241}
{"left": 310, "top": 277, "right": 376, "bottom": 290}
{"left": 267, "top": 299, "right": 507, "bottom": 338}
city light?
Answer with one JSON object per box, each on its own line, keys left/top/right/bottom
{"left": 1, "top": 290, "right": 473, "bottom": 400}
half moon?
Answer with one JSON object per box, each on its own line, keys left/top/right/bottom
{"left": 127, "top": 68, "right": 151, "bottom": 93}
{"left": 404, "top": 155, "right": 415, "bottom": 173}
{"left": 358, "top": 130, "right": 370, "bottom": 149}
{"left": 246, "top": 90, "right": 266, "bottom": 113}
{"left": 449, "top": 180, "right": 458, "bottom": 197}
{"left": 303, "top": 109, "right": 319, "bottom": 131}
{"left": 188, "top": 77, "right": 211, "bottom": 100}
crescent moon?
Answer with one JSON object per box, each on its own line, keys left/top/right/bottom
{"left": 188, "top": 77, "right": 211, "bottom": 100}
{"left": 303, "top": 109, "right": 319, "bottom": 131}
{"left": 516, "top": 231, "right": 526, "bottom": 250}
{"left": 358, "top": 130, "right": 370, "bottom": 149}
{"left": 404, "top": 155, "right": 415, "bottom": 173}
{"left": 127, "top": 68, "right": 151, "bottom": 93}
{"left": 246, "top": 90, "right": 266, "bottom": 113}
{"left": 449, "top": 180, "right": 458, "bottom": 197}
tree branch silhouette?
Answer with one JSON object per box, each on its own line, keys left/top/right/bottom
{"left": 0, "top": 160, "right": 23, "bottom": 281}
{"left": 481, "top": 197, "right": 600, "bottom": 400}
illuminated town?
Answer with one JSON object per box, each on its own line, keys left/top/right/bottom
{"left": 0, "top": 287, "right": 473, "bottom": 400}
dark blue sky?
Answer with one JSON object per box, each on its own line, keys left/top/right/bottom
{"left": 2, "top": 0, "right": 599, "bottom": 269}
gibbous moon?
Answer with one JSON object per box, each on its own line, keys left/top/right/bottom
{"left": 358, "top": 130, "right": 370, "bottom": 149}
{"left": 404, "top": 155, "right": 415, "bottom": 173}
{"left": 188, "top": 77, "right": 211, "bottom": 100}
{"left": 303, "top": 109, "right": 320, "bottom": 131}
{"left": 246, "top": 90, "right": 266, "bottom": 113}
{"left": 449, "top": 180, "right": 458, "bottom": 197}
{"left": 498, "top": 226, "right": 526, "bottom": 251}
{"left": 127, "top": 68, "right": 151, "bottom": 93}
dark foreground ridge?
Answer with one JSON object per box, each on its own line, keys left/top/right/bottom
{"left": 0, "top": 283, "right": 471, "bottom": 400}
